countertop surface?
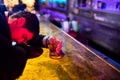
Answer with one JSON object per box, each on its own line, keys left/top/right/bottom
{"left": 18, "top": 21, "right": 120, "bottom": 80}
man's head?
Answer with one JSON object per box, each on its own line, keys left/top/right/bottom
{"left": 8, "top": 11, "right": 39, "bottom": 44}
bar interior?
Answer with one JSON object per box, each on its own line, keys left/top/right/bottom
{"left": 0, "top": 0, "right": 120, "bottom": 80}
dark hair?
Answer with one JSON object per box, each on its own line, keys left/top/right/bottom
{"left": 10, "top": 11, "right": 39, "bottom": 40}
{"left": 34, "top": 0, "right": 39, "bottom": 11}
{"left": 12, "top": 4, "right": 26, "bottom": 13}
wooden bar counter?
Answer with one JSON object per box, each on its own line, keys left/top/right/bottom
{"left": 18, "top": 21, "right": 120, "bottom": 80}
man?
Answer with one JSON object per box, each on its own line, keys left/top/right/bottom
{"left": 8, "top": 11, "right": 62, "bottom": 57}
{"left": 0, "top": 10, "right": 28, "bottom": 80}
{"left": 0, "top": 11, "right": 63, "bottom": 79}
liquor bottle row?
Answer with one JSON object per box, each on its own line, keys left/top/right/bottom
{"left": 77, "top": 0, "right": 120, "bottom": 12}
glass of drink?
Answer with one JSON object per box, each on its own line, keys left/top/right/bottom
{"left": 48, "top": 37, "right": 64, "bottom": 59}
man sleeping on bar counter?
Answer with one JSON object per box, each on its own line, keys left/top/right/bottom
{"left": 8, "top": 11, "right": 64, "bottom": 59}
{"left": 0, "top": 11, "right": 64, "bottom": 80}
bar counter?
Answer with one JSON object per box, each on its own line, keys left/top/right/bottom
{"left": 18, "top": 21, "right": 120, "bottom": 80}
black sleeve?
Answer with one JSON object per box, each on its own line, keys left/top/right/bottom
{"left": 0, "top": 9, "right": 28, "bottom": 79}
{"left": 0, "top": 12, "right": 11, "bottom": 41}
{"left": 0, "top": 34, "right": 28, "bottom": 80}
{"left": 28, "top": 34, "right": 45, "bottom": 47}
